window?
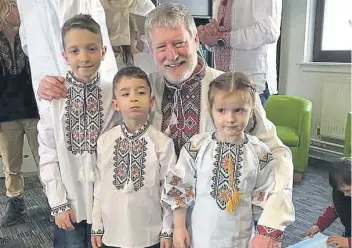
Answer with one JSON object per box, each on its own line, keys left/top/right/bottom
{"left": 313, "top": 0, "right": 352, "bottom": 63}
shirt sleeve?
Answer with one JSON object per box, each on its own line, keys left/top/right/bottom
{"left": 314, "top": 203, "right": 338, "bottom": 231}
{"left": 225, "top": 0, "right": 282, "bottom": 49}
{"left": 158, "top": 137, "right": 178, "bottom": 239}
{"left": 251, "top": 140, "right": 293, "bottom": 242}
{"left": 246, "top": 94, "right": 295, "bottom": 231}
{"left": 91, "top": 150, "right": 104, "bottom": 236}
{"left": 161, "top": 141, "right": 197, "bottom": 211}
{"left": 37, "top": 102, "right": 71, "bottom": 216}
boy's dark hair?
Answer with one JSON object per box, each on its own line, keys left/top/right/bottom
{"left": 329, "top": 157, "right": 351, "bottom": 189}
{"left": 112, "top": 67, "right": 152, "bottom": 99}
{"left": 61, "top": 14, "right": 102, "bottom": 48}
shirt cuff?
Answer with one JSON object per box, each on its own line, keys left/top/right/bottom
{"left": 160, "top": 229, "right": 173, "bottom": 239}
{"left": 91, "top": 229, "right": 104, "bottom": 236}
{"left": 51, "top": 203, "right": 71, "bottom": 216}
{"left": 255, "top": 225, "right": 284, "bottom": 242}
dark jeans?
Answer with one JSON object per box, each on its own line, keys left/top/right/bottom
{"left": 54, "top": 220, "right": 92, "bottom": 248}
{"left": 259, "top": 82, "right": 270, "bottom": 106}
{"left": 103, "top": 243, "right": 160, "bottom": 248}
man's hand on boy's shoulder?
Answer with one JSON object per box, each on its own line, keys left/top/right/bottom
{"left": 38, "top": 75, "right": 67, "bottom": 100}
{"left": 160, "top": 238, "right": 172, "bottom": 248}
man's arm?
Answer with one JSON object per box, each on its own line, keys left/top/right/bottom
{"left": 224, "top": 0, "right": 282, "bottom": 49}
{"left": 247, "top": 94, "right": 295, "bottom": 231}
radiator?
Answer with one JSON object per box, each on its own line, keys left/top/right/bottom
{"left": 320, "top": 82, "right": 351, "bottom": 140}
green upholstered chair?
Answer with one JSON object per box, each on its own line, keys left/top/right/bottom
{"left": 343, "top": 112, "right": 351, "bottom": 157}
{"left": 265, "top": 95, "right": 312, "bottom": 182}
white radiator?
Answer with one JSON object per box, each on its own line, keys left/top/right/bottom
{"left": 320, "top": 82, "right": 351, "bottom": 140}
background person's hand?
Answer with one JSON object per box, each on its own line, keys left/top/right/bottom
{"left": 304, "top": 225, "right": 320, "bottom": 237}
{"left": 54, "top": 209, "right": 76, "bottom": 231}
{"left": 38, "top": 75, "right": 67, "bottom": 100}
{"left": 327, "top": 235, "right": 349, "bottom": 248}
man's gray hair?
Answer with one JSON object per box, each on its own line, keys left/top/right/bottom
{"left": 145, "top": 3, "right": 197, "bottom": 45}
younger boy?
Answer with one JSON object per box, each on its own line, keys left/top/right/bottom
{"left": 91, "top": 67, "right": 175, "bottom": 248}
{"left": 37, "top": 14, "right": 119, "bottom": 247}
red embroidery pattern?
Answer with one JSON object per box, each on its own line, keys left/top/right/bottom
{"left": 215, "top": 0, "right": 233, "bottom": 72}
{"left": 161, "top": 66, "right": 206, "bottom": 155}
{"left": 256, "top": 225, "right": 284, "bottom": 241}
{"left": 257, "top": 192, "right": 265, "bottom": 202}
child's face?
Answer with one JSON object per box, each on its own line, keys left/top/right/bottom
{"left": 63, "top": 28, "right": 106, "bottom": 83}
{"left": 112, "top": 77, "right": 154, "bottom": 123}
{"left": 339, "top": 184, "right": 351, "bottom": 197}
{"left": 211, "top": 90, "right": 253, "bottom": 143}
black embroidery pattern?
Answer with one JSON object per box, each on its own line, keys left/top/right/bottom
{"left": 259, "top": 152, "right": 274, "bottom": 170}
{"left": 51, "top": 203, "right": 71, "bottom": 216}
{"left": 65, "top": 73, "right": 103, "bottom": 155}
{"left": 91, "top": 229, "right": 104, "bottom": 235}
{"left": 210, "top": 142, "right": 245, "bottom": 210}
{"left": 113, "top": 123, "right": 149, "bottom": 191}
{"left": 0, "top": 32, "right": 26, "bottom": 75}
{"left": 183, "top": 141, "right": 199, "bottom": 161}
{"left": 160, "top": 230, "right": 173, "bottom": 239}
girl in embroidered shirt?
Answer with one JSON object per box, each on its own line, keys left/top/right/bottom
{"left": 305, "top": 157, "right": 351, "bottom": 248}
{"left": 162, "top": 72, "right": 288, "bottom": 248}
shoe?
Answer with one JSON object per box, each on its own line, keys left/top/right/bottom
{"left": 0, "top": 196, "right": 25, "bottom": 227}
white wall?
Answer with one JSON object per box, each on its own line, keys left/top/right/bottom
{"left": 279, "top": 0, "right": 351, "bottom": 150}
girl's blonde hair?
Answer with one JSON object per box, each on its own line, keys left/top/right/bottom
{"left": 0, "top": 0, "right": 12, "bottom": 31}
{"left": 208, "top": 72, "right": 256, "bottom": 108}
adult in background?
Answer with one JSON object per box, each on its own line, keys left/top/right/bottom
{"left": 0, "top": 0, "right": 39, "bottom": 227}
{"left": 198, "top": 0, "right": 282, "bottom": 105}
{"left": 36, "top": 4, "right": 294, "bottom": 247}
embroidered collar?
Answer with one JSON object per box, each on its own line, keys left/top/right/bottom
{"left": 212, "top": 132, "right": 249, "bottom": 146}
{"left": 164, "top": 56, "right": 206, "bottom": 90}
{"left": 121, "top": 121, "right": 150, "bottom": 139}
{"left": 66, "top": 72, "right": 100, "bottom": 88}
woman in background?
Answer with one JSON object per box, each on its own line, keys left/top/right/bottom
{"left": 0, "top": 0, "right": 39, "bottom": 228}
{"left": 114, "top": 15, "right": 157, "bottom": 74}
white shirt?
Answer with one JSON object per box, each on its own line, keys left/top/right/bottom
{"left": 92, "top": 122, "right": 176, "bottom": 248}
{"left": 162, "top": 133, "right": 277, "bottom": 247}
{"left": 212, "top": 0, "right": 282, "bottom": 94}
{"left": 37, "top": 73, "right": 120, "bottom": 223}
{"left": 149, "top": 63, "right": 294, "bottom": 231}
{"left": 115, "top": 53, "right": 158, "bottom": 75}
{"left": 17, "top": 0, "right": 117, "bottom": 105}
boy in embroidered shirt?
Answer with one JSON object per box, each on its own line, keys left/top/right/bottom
{"left": 91, "top": 67, "right": 175, "bottom": 248}
{"left": 37, "top": 14, "right": 119, "bottom": 247}
{"left": 162, "top": 72, "right": 293, "bottom": 248}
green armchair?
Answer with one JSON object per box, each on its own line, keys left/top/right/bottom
{"left": 265, "top": 95, "right": 312, "bottom": 182}
{"left": 343, "top": 112, "right": 351, "bottom": 157}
